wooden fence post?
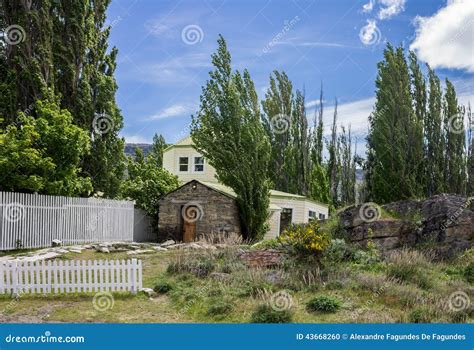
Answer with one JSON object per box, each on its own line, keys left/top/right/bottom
{"left": 11, "top": 260, "right": 18, "bottom": 297}
{"left": 130, "top": 258, "right": 137, "bottom": 295}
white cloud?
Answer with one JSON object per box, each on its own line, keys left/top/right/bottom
{"left": 122, "top": 135, "right": 151, "bottom": 144}
{"left": 146, "top": 104, "right": 194, "bottom": 120}
{"left": 378, "top": 0, "right": 406, "bottom": 20}
{"left": 362, "top": 0, "right": 375, "bottom": 13}
{"left": 410, "top": 0, "right": 474, "bottom": 73}
{"left": 359, "top": 20, "right": 381, "bottom": 45}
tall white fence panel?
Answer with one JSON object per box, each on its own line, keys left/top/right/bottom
{"left": 0, "top": 259, "right": 142, "bottom": 296}
{"left": 0, "top": 191, "right": 135, "bottom": 250}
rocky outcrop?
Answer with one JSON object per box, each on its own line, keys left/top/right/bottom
{"left": 339, "top": 194, "right": 473, "bottom": 258}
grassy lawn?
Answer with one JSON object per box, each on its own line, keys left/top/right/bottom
{"left": 0, "top": 245, "right": 472, "bottom": 323}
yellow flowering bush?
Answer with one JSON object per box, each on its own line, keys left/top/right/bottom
{"left": 278, "top": 220, "right": 330, "bottom": 257}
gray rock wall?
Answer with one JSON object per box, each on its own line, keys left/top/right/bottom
{"left": 157, "top": 181, "right": 241, "bottom": 242}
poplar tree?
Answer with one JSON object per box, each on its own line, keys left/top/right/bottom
{"left": 425, "top": 66, "right": 445, "bottom": 195}
{"left": 0, "top": 0, "right": 125, "bottom": 198}
{"left": 443, "top": 79, "right": 466, "bottom": 194}
{"left": 366, "top": 44, "right": 418, "bottom": 203}
{"left": 261, "top": 71, "right": 293, "bottom": 192}
{"left": 191, "top": 36, "right": 271, "bottom": 241}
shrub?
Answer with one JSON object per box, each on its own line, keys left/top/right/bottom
{"left": 278, "top": 220, "right": 330, "bottom": 257}
{"left": 463, "top": 262, "right": 474, "bottom": 283}
{"left": 409, "top": 306, "right": 435, "bottom": 323}
{"left": 386, "top": 250, "right": 434, "bottom": 290}
{"left": 250, "top": 304, "right": 292, "bottom": 323}
{"left": 154, "top": 281, "right": 173, "bottom": 294}
{"left": 306, "top": 295, "right": 341, "bottom": 313}
{"left": 323, "top": 239, "right": 352, "bottom": 262}
{"left": 206, "top": 300, "right": 234, "bottom": 317}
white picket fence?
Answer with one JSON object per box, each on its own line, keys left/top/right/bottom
{"left": 0, "top": 191, "right": 135, "bottom": 250}
{"left": 0, "top": 259, "right": 142, "bottom": 296}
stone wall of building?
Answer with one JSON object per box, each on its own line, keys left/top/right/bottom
{"left": 157, "top": 180, "right": 241, "bottom": 242}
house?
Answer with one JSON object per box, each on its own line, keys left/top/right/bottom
{"left": 159, "top": 136, "right": 329, "bottom": 242}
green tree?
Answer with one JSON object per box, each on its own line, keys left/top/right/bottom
{"left": 366, "top": 44, "right": 419, "bottom": 203}
{"left": 191, "top": 35, "right": 272, "bottom": 241}
{"left": 261, "top": 71, "right": 293, "bottom": 192}
{"left": 149, "top": 133, "right": 167, "bottom": 167}
{"left": 327, "top": 98, "right": 340, "bottom": 206}
{"left": 443, "top": 79, "right": 466, "bottom": 194}
{"left": 121, "top": 149, "right": 178, "bottom": 219}
{"left": 408, "top": 51, "right": 426, "bottom": 194}
{"left": 467, "top": 103, "right": 473, "bottom": 195}
{"left": 425, "top": 65, "right": 445, "bottom": 195}
{"left": 1, "top": 0, "right": 125, "bottom": 198}
{"left": 0, "top": 98, "right": 92, "bottom": 195}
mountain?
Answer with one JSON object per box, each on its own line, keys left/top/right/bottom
{"left": 124, "top": 143, "right": 152, "bottom": 158}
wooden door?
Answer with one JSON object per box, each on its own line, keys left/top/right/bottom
{"left": 182, "top": 206, "right": 197, "bottom": 242}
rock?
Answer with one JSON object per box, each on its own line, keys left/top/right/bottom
{"left": 22, "top": 252, "right": 61, "bottom": 262}
{"left": 239, "top": 249, "right": 284, "bottom": 268}
{"left": 56, "top": 249, "right": 70, "bottom": 254}
{"left": 209, "top": 272, "right": 231, "bottom": 281}
{"left": 0, "top": 256, "right": 14, "bottom": 262}
{"left": 126, "top": 249, "right": 153, "bottom": 255}
{"left": 140, "top": 288, "right": 157, "bottom": 297}
{"left": 69, "top": 249, "right": 82, "bottom": 254}
{"left": 160, "top": 240, "right": 176, "bottom": 247}
{"left": 339, "top": 194, "right": 473, "bottom": 258}
{"left": 153, "top": 246, "right": 168, "bottom": 252}
{"left": 98, "top": 247, "right": 110, "bottom": 253}
{"left": 51, "top": 239, "right": 62, "bottom": 247}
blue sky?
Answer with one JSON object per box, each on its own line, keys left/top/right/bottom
{"left": 106, "top": 0, "right": 473, "bottom": 153}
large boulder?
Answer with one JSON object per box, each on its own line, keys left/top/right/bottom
{"left": 339, "top": 194, "right": 473, "bottom": 258}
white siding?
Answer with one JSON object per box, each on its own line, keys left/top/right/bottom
{"left": 163, "top": 146, "right": 218, "bottom": 183}
{"left": 304, "top": 200, "right": 329, "bottom": 221}
{"left": 265, "top": 209, "right": 281, "bottom": 239}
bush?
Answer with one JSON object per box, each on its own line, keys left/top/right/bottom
{"left": 463, "top": 262, "right": 474, "bottom": 283}
{"left": 386, "top": 250, "right": 434, "bottom": 290}
{"left": 154, "top": 281, "right": 173, "bottom": 294}
{"left": 206, "top": 300, "right": 234, "bottom": 317}
{"left": 323, "top": 239, "right": 352, "bottom": 262}
{"left": 250, "top": 305, "right": 292, "bottom": 323}
{"left": 409, "top": 306, "right": 435, "bottom": 323}
{"left": 278, "top": 220, "right": 330, "bottom": 257}
{"left": 306, "top": 295, "right": 341, "bottom": 313}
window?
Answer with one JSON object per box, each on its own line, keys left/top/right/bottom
{"left": 194, "top": 156, "right": 204, "bottom": 172}
{"left": 279, "top": 208, "right": 293, "bottom": 234}
{"left": 308, "top": 210, "right": 317, "bottom": 221}
{"left": 179, "top": 157, "right": 189, "bottom": 172}
{"left": 318, "top": 213, "right": 326, "bottom": 220}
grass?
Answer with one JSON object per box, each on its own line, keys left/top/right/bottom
{"left": 0, "top": 245, "right": 472, "bottom": 324}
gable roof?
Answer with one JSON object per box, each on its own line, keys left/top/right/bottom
{"left": 163, "top": 135, "right": 193, "bottom": 153}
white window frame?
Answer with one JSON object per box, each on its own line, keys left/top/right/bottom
{"left": 308, "top": 210, "right": 317, "bottom": 221}
{"left": 318, "top": 213, "right": 326, "bottom": 220}
{"left": 178, "top": 156, "right": 190, "bottom": 173}
{"left": 193, "top": 156, "right": 205, "bottom": 173}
